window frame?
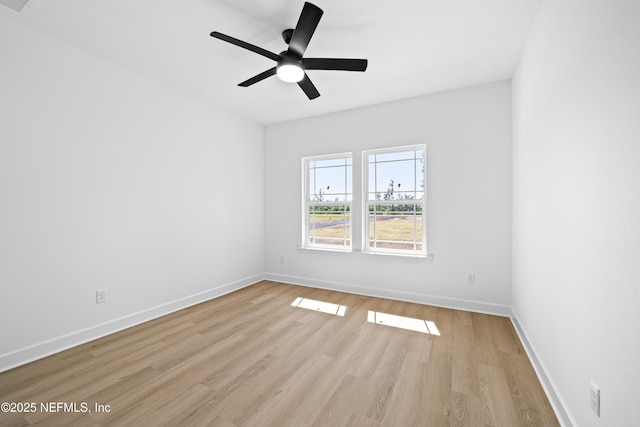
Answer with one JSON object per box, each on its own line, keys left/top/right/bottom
{"left": 301, "top": 152, "right": 353, "bottom": 252}
{"left": 362, "top": 144, "right": 427, "bottom": 257}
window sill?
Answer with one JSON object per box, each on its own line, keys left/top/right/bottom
{"left": 297, "top": 246, "right": 434, "bottom": 260}
{"left": 297, "top": 245, "right": 353, "bottom": 254}
{"left": 362, "top": 250, "right": 433, "bottom": 260}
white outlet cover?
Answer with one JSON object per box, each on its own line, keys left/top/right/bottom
{"left": 96, "top": 290, "right": 107, "bottom": 304}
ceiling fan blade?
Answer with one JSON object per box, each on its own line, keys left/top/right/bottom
{"left": 238, "top": 67, "right": 277, "bottom": 87}
{"left": 210, "top": 31, "right": 280, "bottom": 62}
{"left": 287, "top": 2, "right": 323, "bottom": 59}
{"left": 297, "top": 74, "right": 320, "bottom": 100}
{"left": 303, "top": 58, "right": 368, "bottom": 72}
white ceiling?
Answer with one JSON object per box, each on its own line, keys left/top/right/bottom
{"left": 1, "top": 0, "right": 541, "bottom": 125}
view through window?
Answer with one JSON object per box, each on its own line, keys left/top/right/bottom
{"left": 302, "top": 154, "right": 353, "bottom": 250}
{"left": 364, "top": 145, "right": 426, "bottom": 256}
{"left": 302, "top": 145, "right": 426, "bottom": 257}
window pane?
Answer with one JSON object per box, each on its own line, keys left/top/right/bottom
{"left": 367, "top": 148, "right": 425, "bottom": 202}
{"left": 309, "top": 205, "right": 351, "bottom": 247}
{"left": 308, "top": 159, "right": 352, "bottom": 202}
{"left": 368, "top": 204, "right": 422, "bottom": 251}
{"left": 373, "top": 159, "right": 414, "bottom": 197}
{"left": 308, "top": 167, "right": 316, "bottom": 201}
{"left": 416, "top": 151, "right": 425, "bottom": 194}
{"left": 346, "top": 164, "right": 352, "bottom": 200}
{"left": 317, "top": 166, "right": 345, "bottom": 199}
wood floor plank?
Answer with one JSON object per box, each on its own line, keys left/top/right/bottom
{"left": 311, "top": 374, "right": 371, "bottom": 427}
{"left": 424, "top": 337, "right": 454, "bottom": 418}
{"left": 478, "top": 363, "right": 522, "bottom": 426}
{"left": 381, "top": 359, "right": 430, "bottom": 426}
{"left": 498, "top": 350, "right": 560, "bottom": 426}
{"left": 0, "top": 281, "right": 559, "bottom": 426}
{"left": 347, "top": 322, "right": 396, "bottom": 380}
{"left": 452, "top": 324, "right": 482, "bottom": 398}
{"left": 449, "top": 391, "right": 491, "bottom": 427}
{"left": 364, "top": 331, "right": 410, "bottom": 422}
{"left": 199, "top": 327, "right": 293, "bottom": 390}
{"left": 242, "top": 353, "right": 335, "bottom": 426}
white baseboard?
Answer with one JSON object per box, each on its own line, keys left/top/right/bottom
{"left": 264, "top": 272, "right": 513, "bottom": 317}
{"left": 0, "top": 274, "right": 263, "bottom": 373}
{"left": 510, "top": 312, "right": 576, "bottom": 427}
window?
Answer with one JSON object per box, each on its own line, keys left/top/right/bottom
{"left": 363, "top": 145, "right": 426, "bottom": 256}
{"left": 302, "top": 153, "right": 352, "bottom": 250}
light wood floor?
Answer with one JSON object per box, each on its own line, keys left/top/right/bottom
{"left": 0, "top": 281, "right": 559, "bottom": 426}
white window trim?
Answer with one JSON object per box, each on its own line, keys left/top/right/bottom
{"left": 362, "top": 144, "right": 427, "bottom": 257}
{"left": 301, "top": 152, "right": 353, "bottom": 251}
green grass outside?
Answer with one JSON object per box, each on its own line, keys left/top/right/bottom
{"left": 310, "top": 215, "right": 422, "bottom": 242}
{"left": 369, "top": 216, "right": 423, "bottom": 242}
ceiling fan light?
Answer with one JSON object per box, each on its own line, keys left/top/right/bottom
{"left": 277, "top": 63, "right": 304, "bottom": 83}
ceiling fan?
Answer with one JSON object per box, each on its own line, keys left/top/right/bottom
{"left": 210, "top": 2, "right": 368, "bottom": 100}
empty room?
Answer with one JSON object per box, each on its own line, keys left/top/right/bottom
{"left": 1, "top": 0, "right": 638, "bottom": 426}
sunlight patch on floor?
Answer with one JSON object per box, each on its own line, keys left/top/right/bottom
{"left": 292, "top": 297, "right": 347, "bottom": 316}
{"left": 367, "top": 311, "right": 440, "bottom": 335}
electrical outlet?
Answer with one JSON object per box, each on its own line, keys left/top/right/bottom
{"left": 590, "top": 381, "right": 600, "bottom": 417}
{"left": 467, "top": 273, "right": 475, "bottom": 285}
{"left": 280, "top": 256, "right": 284, "bottom": 264}
{"left": 96, "top": 289, "right": 107, "bottom": 304}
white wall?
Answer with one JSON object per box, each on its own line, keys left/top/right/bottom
{"left": 0, "top": 16, "right": 264, "bottom": 371}
{"left": 265, "top": 82, "right": 512, "bottom": 315}
{"left": 512, "top": 0, "right": 640, "bottom": 425}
